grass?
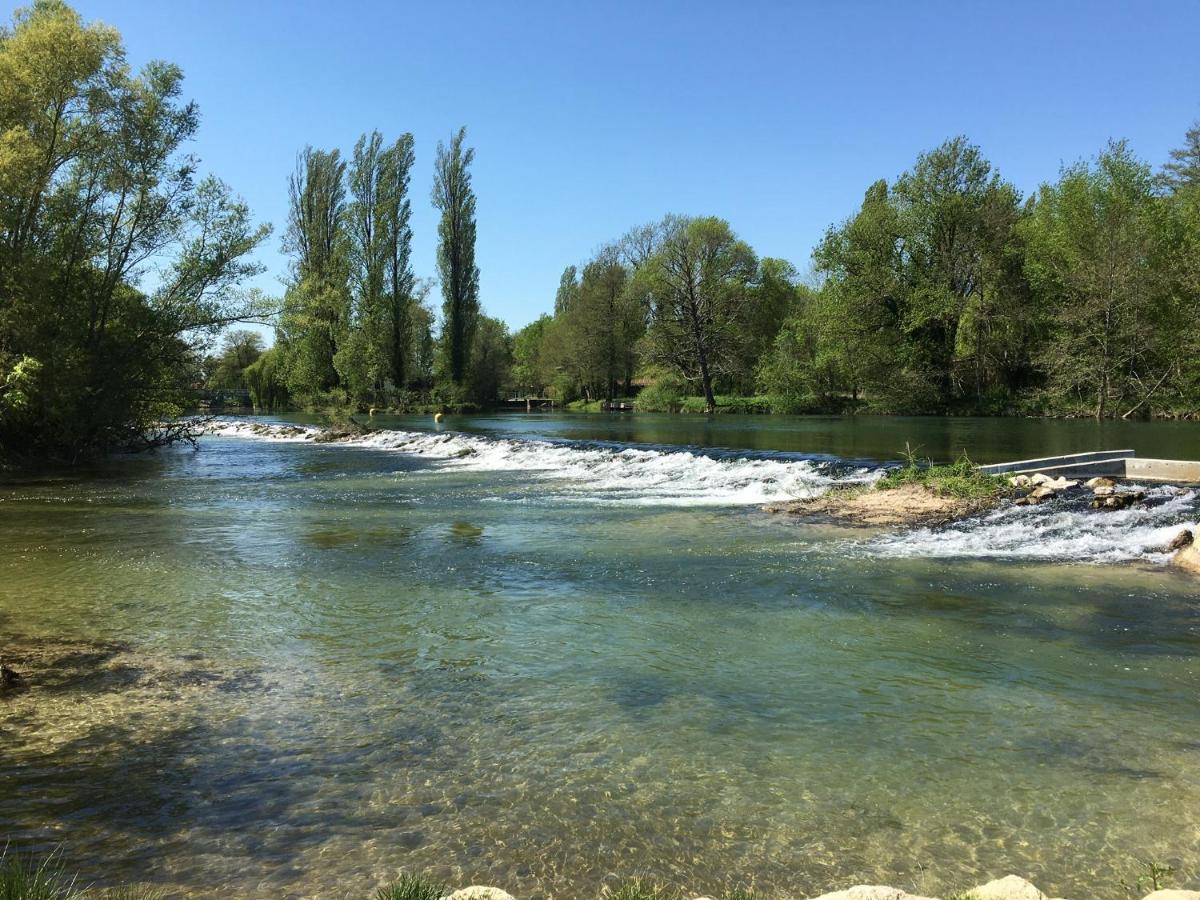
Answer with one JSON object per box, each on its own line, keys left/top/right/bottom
{"left": 0, "top": 848, "right": 76, "bottom": 900}
{"left": 375, "top": 872, "right": 446, "bottom": 900}
{"left": 875, "top": 445, "right": 1009, "bottom": 500}
{"left": 602, "top": 880, "right": 682, "bottom": 900}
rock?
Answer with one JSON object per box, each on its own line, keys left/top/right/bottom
{"left": 1017, "top": 484, "right": 1058, "bottom": 505}
{"left": 1092, "top": 485, "right": 1115, "bottom": 497}
{"left": 1009, "top": 474, "right": 1032, "bottom": 487}
{"left": 0, "top": 659, "right": 22, "bottom": 689}
{"left": 1141, "top": 891, "right": 1200, "bottom": 900}
{"left": 1086, "top": 476, "right": 1117, "bottom": 489}
{"left": 446, "top": 889, "right": 516, "bottom": 900}
{"left": 1173, "top": 543, "right": 1200, "bottom": 575}
{"left": 1091, "top": 491, "right": 1146, "bottom": 511}
{"left": 1167, "top": 529, "right": 1195, "bottom": 552}
{"left": 1030, "top": 473, "right": 1053, "bottom": 486}
{"left": 968, "top": 875, "right": 1048, "bottom": 900}
{"left": 808, "top": 888, "right": 936, "bottom": 900}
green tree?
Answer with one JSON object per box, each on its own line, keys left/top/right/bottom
{"left": 1162, "top": 121, "right": 1200, "bottom": 192}
{"left": 431, "top": 126, "right": 479, "bottom": 384}
{"left": 1022, "top": 142, "right": 1178, "bottom": 418}
{"left": 0, "top": 0, "right": 269, "bottom": 460}
{"left": 206, "top": 329, "right": 264, "bottom": 389}
{"left": 279, "top": 146, "right": 349, "bottom": 398}
{"left": 466, "top": 314, "right": 511, "bottom": 404}
{"left": 641, "top": 217, "right": 758, "bottom": 413}
{"left": 511, "top": 314, "right": 553, "bottom": 396}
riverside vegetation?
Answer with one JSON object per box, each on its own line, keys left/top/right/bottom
{"left": 4, "top": 2, "right": 1200, "bottom": 464}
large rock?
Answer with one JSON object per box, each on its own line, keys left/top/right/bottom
{"left": 1167, "top": 529, "right": 1194, "bottom": 552}
{"left": 1173, "top": 543, "right": 1200, "bottom": 575}
{"left": 446, "top": 889, "right": 516, "bottom": 900}
{"left": 1086, "top": 476, "right": 1117, "bottom": 490}
{"left": 808, "top": 888, "right": 936, "bottom": 900}
{"left": 968, "top": 875, "right": 1047, "bottom": 900}
{"left": 1141, "top": 892, "right": 1200, "bottom": 900}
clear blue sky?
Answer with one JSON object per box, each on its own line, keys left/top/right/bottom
{"left": 55, "top": 0, "right": 1200, "bottom": 333}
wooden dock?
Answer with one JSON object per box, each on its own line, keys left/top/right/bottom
{"left": 979, "top": 451, "right": 1200, "bottom": 483}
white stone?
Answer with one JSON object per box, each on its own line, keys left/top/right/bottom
{"left": 1030, "top": 473, "right": 1052, "bottom": 486}
{"left": 446, "top": 889, "right": 516, "bottom": 900}
{"left": 808, "top": 887, "right": 937, "bottom": 900}
{"left": 1142, "top": 891, "right": 1200, "bottom": 900}
{"left": 968, "top": 875, "right": 1047, "bottom": 900}
{"left": 1174, "top": 543, "right": 1200, "bottom": 576}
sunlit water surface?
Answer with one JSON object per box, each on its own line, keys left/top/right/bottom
{"left": 2, "top": 413, "right": 1199, "bottom": 899}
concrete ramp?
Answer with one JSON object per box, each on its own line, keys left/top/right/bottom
{"left": 979, "top": 450, "right": 1134, "bottom": 478}
{"left": 979, "top": 450, "right": 1200, "bottom": 484}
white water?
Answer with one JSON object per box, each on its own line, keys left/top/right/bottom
{"left": 867, "top": 484, "right": 1199, "bottom": 564}
{"left": 209, "top": 421, "right": 1199, "bottom": 564}
{"left": 207, "top": 420, "right": 870, "bottom": 507}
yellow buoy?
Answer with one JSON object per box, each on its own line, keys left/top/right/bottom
{"left": 434, "top": 412, "right": 443, "bottom": 423}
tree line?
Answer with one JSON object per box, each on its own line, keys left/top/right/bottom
{"left": 4, "top": 2, "right": 1200, "bottom": 469}
{"left": 512, "top": 132, "right": 1200, "bottom": 419}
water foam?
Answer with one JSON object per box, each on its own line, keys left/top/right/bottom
{"left": 207, "top": 420, "right": 867, "bottom": 506}
{"left": 867, "top": 485, "right": 1199, "bottom": 565}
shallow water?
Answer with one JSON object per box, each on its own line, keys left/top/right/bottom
{"left": 2, "top": 413, "right": 1199, "bottom": 899}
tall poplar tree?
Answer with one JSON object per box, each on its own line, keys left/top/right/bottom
{"left": 431, "top": 126, "right": 479, "bottom": 385}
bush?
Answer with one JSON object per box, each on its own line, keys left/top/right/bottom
{"left": 635, "top": 373, "right": 687, "bottom": 412}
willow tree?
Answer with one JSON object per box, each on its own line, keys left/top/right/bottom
{"left": 431, "top": 127, "right": 479, "bottom": 385}
{"left": 641, "top": 217, "right": 757, "bottom": 413}
{"left": 0, "top": 0, "right": 269, "bottom": 461}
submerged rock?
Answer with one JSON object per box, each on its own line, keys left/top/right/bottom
{"left": 0, "top": 658, "right": 23, "bottom": 690}
{"left": 446, "top": 889, "right": 516, "bottom": 900}
{"left": 808, "top": 888, "right": 936, "bottom": 900}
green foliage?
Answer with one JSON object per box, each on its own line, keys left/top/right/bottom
{"left": 1119, "top": 859, "right": 1175, "bottom": 897}
{"left": 602, "top": 879, "right": 682, "bottom": 900}
{"left": 432, "top": 126, "right": 480, "bottom": 385}
{"left": 876, "top": 447, "right": 1008, "bottom": 500}
{"left": 0, "top": 847, "right": 77, "bottom": 900}
{"left": 374, "top": 872, "right": 445, "bottom": 900}
{"left": 634, "top": 371, "right": 687, "bottom": 412}
{"left": 0, "top": 0, "right": 270, "bottom": 462}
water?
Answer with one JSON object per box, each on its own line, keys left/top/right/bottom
{"left": 2, "top": 413, "right": 1199, "bottom": 899}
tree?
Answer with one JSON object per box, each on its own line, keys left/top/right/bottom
{"left": 380, "top": 134, "right": 416, "bottom": 390}
{"left": 206, "top": 329, "right": 264, "bottom": 389}
{"left": 1162, "top": 121, "right": 1200, "bottom": 192}
{"left": 279, "top": 147, "right": 349, "bottom": 398}
{"left": 1021, "top": 142, "right": 1177, "bottom": 418}
{"left": 641, "top": 217, "right": 758, "bottom": 413}
{"left": 431, "top": 126, "right": 479, "bottom": 384}
{"left": 0, "top": 0, "right": 269, "bottom": 461}
{"left": 511, "top": 314, "right": 553, "bottom": 396}
{"left": 466, "top": 314, "right": 511, "bottom": 404}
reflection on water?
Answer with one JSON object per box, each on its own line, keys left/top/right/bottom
{"left": 1, "top": 415, "right": 1199, "bottom": 899}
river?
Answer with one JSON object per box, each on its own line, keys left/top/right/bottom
{"left": 2, "top": 413, "right": 1198, "bottom": 899}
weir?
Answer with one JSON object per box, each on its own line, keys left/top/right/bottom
{"left": 979, "top": 450, "right": 1200, "bottom": 483}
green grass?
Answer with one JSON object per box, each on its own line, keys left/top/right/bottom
{"left": 602, "top": 879, "right": 683, "bottom": 900}
{"left": 0, "top": 848, "right": 78, "bottom": 900}
{"left": 875, "top": 447, "right": 1008, "bottom": 500}
{"left": 375, "top": 872, "right": 446, "bottom": 900}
